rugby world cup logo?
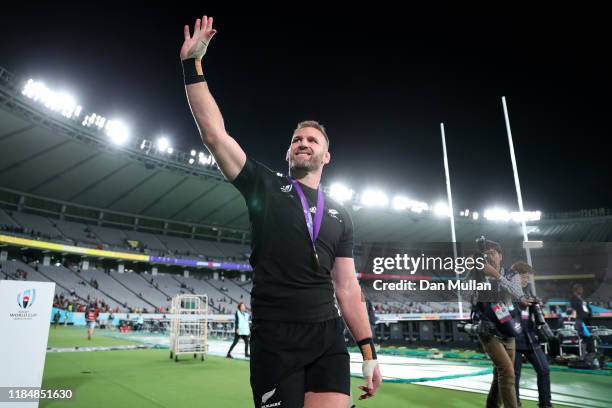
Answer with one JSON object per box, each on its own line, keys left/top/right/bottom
{"left": 17, "top": 288, "right": 36, "bottom": 309}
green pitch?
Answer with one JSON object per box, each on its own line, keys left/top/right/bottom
{"left": 41, "top": 327, "right": 603, "bottom": 407}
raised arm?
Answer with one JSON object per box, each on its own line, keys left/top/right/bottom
{"left": 180, "top": 15, "right": 246, "bottom": 181}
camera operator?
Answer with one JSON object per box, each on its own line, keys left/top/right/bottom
{"left": 471, "top": 239, "right": 526, "bottom": 408}
{"left": 511, "top": 262, "right": 552, "bottom": 408}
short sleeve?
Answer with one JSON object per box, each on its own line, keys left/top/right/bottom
{"left": 335, "top": 209, "right": 354, "bottom": 258}
{"left": 231, "top": 157, "right": 260, "bottom": 203}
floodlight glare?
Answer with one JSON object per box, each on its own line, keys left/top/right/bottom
{"left": 330, "top": 183, "right": 354, "bottom": 204}
{"left": 105, "top": 120, "right": 129, "bottom": 145}
{"left": 484, "top": 208, "right": 511, "bottom": 222}
{"left": 392, "top": 196, "right": 411, "bottom": 211}
{"left": 510, "top": 210, "right": 542, "bottom": 223}
{"left": 433, "top": 202, "right": 450, "bottom": 217}
{"left": 157, "top": 137, "right": 170, "bottom": 152}
{"left": 361, "top": 189, "right": 388, "bottom": 207}
{"left": 22, "top": 79, "right": 82, "bottom": 119}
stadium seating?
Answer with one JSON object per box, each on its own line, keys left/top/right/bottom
{"left": 1, "top": 208, "right": 251, "bottom": 263}
{"left": 38, "top": 265, "right": 123, "bottom": 309}
{"left": 9, "top": 212, "right": 63, "bottom": 238}
{"left": 206, "top": 277, "right": 249, "bottom": 305}
{"left": 108, "top": 270, "right": 169, "bottom": 310}
{"left": 78, "top": 268, "right": 150, "bottom": 311}
{"left": 0, "top": 209, "right": 19, "bottom": 227}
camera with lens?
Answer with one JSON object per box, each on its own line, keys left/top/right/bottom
{"left": 476, "top": 235, "right": 489, "bottom": 263}
{"left": 457, "top": 320, "right": 496, "bottom": 339}
{"left": 527, "top": 298, "right": 555, "bottom": 342}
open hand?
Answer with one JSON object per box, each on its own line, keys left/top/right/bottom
{"left": 180, "top": 15, "right": 218, "bottom": 60}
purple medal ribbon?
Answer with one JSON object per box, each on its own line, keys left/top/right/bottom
{"left": 289, "top": 177, "right": 324, "bottom": 267}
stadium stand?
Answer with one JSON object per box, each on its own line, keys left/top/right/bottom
{"left": 184, "top": 238, "right": 225, "bottom": 259}
{"left": 38, "top": 264, "right": 123, "bottom": 309}
{"left": 9, "top": 211, "right": 63, "bottom": 239}
{"left": 156, "top": 234, "right": 194, "bottom": 255}
{"left": 0, "top": 209, "right": 19, "bottom": 227}
{"left": 206, "top": 276, "right": 250, "bottom": 306}
{"left": 108, "top": 270, "right": 169, "bottom": 310}
{"left": 89, "top": 225, "right": 128, "bottom": 247}
{"left": 77, "top": 267, "right": 151, "bottom": 311}
{"left": 124, "top": 229, "right": 167, "bottom": 253}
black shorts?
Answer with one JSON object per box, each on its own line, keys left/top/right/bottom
{"left": 250, "top": 317, "right": 350, "bottom": 408}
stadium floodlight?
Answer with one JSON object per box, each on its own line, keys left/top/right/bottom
{"left": 105, "top": 120, "right": 129, "bottom": 145}
{"left": 392, "top": 196, "right": 412, "bottom": 211}
{"left": 167, "top": 147, "right": 174, "bottom": 154}
{"left": 82, "top": 113, "right": 106, "bottom": 129}
{"left": 472, "top": 211, "right": 480, "bottom": 220}
{"left": 188, "top": 158, "right": 195, "bottom": 164}
{"left": 361, "top": 189, "right": 388, "bottom": 207}
{"left": 409, "top": 201, "right": 429, "bottom": 213}
{"left": 433, "top": 202, "right": 450, "bottom": 217}
{"left": 21, "top": 79, "right": 82, "bottom": 119}
{"left": 330, "top": 183, "right": 354, "bottom": 204}
{"left": 190, "top": 150, "right": 197, "bottom": 156}
{"left": 156, "top": 137, "right": 170, "bottom": 152}
{"left": 510, "top": 210, "right": 542, "bottom": 223}
{"left": 484, "top": 208, "right": 511, "bottom": 222}
{"left": 199, "top": 152, "right": 216, "bottom": 165}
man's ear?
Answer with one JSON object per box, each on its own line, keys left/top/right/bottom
{"left": 285, "top": 148, "right": 290, "bottom": 162}
{"left": 323, "top": 151, "right": 331, "bottom": 165}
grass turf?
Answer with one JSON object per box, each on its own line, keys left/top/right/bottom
{"left": 40, "top": 327, "right": 587, "bottom": 407}
{"left": 47, "top": 325, "right": 141, "bottom": 348}
{"left": 41, "top": 349, "right": 495, "bottom": 408}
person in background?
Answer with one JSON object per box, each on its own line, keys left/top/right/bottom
{"left": 53, "top": 310, "right": 61, "bottom": 329}
{"left": 511, "top": 262, "right": 552, "bottom": 408}
{"left": 85, "top": 304, "right": 100, "bottom": 340}
{"left": 227, "top": 302, "right": 250, "bottom": 358}
{"left": 570, "top": 284, "right": 594, "bottom": 352}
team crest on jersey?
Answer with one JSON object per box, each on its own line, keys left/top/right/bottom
{"left": 280, "top": 184, "right": 292, "bottom": 193}
{"left": 328, "top": 209, "right": 342, "bottom": 222}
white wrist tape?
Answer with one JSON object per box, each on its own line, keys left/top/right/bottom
{"left": 362, "top": 359, "right": 378, "bottom": 379}
{"left": 188, "top": 39, "right": 209, "bottom": 59}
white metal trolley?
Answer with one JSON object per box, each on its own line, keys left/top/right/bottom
{"left": 169, "top": 294, "right": 209, "bottom": 362}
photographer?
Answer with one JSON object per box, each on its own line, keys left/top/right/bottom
{"left": 511, "top": 262, "right": 552, "bottom": 408}
{"left": 570, "top": 284, "right": 595, "bottom": 353}
{"left": 472, "top": 239, "right": 526, "bottom": 408}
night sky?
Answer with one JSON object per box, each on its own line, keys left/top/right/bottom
{"left": 1, "top": 6, "right": 609, "bottom": 213}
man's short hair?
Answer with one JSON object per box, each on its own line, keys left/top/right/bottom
{"left": 294, "top": 120, "right": 329, "bottom": 147}
{"left": 483, "top": 239, "right": 502, "bottom": 253}
{"left": 511, "top": 261, "right": 533, "bottom": 275}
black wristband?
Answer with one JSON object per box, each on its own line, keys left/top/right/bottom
{"left": 182, "top": 58, "right": 206, "bottom": 85}
{"left": 357, "top": 337, "right": 377, "bottom": 360}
